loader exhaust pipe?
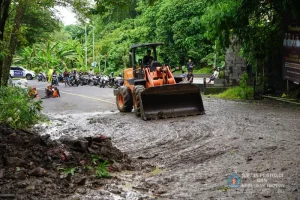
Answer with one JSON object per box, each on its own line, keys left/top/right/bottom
{"left": 139, "top": 84, "right": 205, "bottom": 120}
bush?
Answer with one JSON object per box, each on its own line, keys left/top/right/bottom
{"left": 239, "top": 73, "right": 253, "bottom": 99}
{"left": 0, "top": 86, "right": 43, "bottom": 129}
{"left": 216, "top": 86, "right": 253, "bottom": 99}
{"left": 216, "top": 73, "right": 253, "bottom": 99}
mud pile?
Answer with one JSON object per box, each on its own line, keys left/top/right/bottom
{"left": 0, "top": 125, "right": 132, "bottom": 200}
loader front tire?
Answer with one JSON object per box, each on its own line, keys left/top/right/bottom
{"left": 133, "top": 85, "right": 145, "bottom": 117}
{"left": 116, "top": 86, "right": 133, "bottom": 112}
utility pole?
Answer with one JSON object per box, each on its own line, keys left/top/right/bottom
{"left": 85, "top": 25, "right": 87, "bottom": 70}
{"left": 92, "top": 26, "right": 95, "bottom": 68}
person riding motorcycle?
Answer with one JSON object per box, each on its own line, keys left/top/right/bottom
{"left": 51, "top": 70, "right": 59, "bottom": 86}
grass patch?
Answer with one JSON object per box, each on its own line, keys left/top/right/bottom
{"left": 173, "top": 67, "right": 212, "bottom": 74}
{"left": 214, "top": 73, "right": 253, "bottom": 100}
{"left": 215, "top": 86, "right": 254, "bottom": 100}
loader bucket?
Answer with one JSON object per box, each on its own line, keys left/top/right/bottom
{"left": 139, "top": 84, "right": 205, "bottom": 120}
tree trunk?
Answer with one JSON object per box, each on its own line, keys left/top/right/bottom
{"left": 2, "top": 1, "right": 27, "bottom": 86}
{"left": 0, "top": 0, "right": 12, "bottom": 86}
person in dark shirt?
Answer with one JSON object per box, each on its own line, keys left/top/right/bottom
{"left": 186, "top": 71, "right": 194, "bottom": 83}
{"left": 63, "top": 69, "right": 69, "bottom": 77}
{"left": 143, "top": 50, "right": 153, "bottom": 65}
{"left": 45, "top": 85, "right": 53, "bottom": 98}
{"left": 52, "top": 70, "right": 57, "bottom": 76}
{"left": 186, "top": 58, "right": 194, "bottom": 72}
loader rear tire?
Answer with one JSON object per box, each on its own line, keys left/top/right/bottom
{"left": 116, "top": 86, "right": 133, "bottom": 112}
{"left": 133, "top": 85, "right": 145, "bottom": 117}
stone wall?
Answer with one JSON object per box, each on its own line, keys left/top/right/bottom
{"left": 225, "top": 45, "right": 247, "bottom": 86}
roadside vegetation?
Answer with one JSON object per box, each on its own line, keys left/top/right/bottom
{"left": 216, "top": 73, "right": 254, "bottom": 100}
{"left": 59, "top": 154, "right": 111, "bottom": 179}
{"left": 0, "top": 86, "right": 43, "bottom": 129}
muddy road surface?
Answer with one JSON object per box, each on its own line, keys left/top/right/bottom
{"left": 29, "top": 80, "right": 300, "bottom": 200}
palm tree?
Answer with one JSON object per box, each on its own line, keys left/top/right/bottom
{"left": 14, "top": 46, "right": 36, "bottom": 69}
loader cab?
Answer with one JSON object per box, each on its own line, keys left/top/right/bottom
{"left": 129, "top": 42, "right": 164, "bottom": 79}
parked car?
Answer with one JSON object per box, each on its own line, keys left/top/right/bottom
{"left": 10, "top": 66, "right": 35, "bottom": 80}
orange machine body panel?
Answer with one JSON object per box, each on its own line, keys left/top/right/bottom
{"left": 123, "top": 68, "right": 134, "bottom": 91}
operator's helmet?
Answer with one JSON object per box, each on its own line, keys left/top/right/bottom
{"left": 110, "top": 72, "right": 114, "bottom": 76}
{"left": 119, "top": 73, "right": 122, "bottom": 77}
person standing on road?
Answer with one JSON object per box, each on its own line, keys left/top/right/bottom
{"left": 63, "top": 69, "right": 69, "bottom": 85}
{"left": 186, "top": 58, "right": 194, "bottom": 72}
{"left": 47, "top": 68, "right": 54, "bottom": 83}
{"left": 73, "top": 69, "right": 79, "bottom": 85}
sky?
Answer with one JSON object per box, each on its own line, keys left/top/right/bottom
{"left": 54, "top": 6, "right": 78, "bottom": 25}
{"left": 54, "top": 0, "right": 95, "bottom": 25}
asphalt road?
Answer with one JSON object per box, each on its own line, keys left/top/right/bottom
{"left": 27, "top": 80, "right": 117, "bottom": 114}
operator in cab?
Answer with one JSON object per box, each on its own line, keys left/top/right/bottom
{"left": 143, "top": 49, "right": 153, "bottom": 65}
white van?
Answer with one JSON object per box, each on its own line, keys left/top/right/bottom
{"left": 10, "top": 66, "right": 35, "bottom": 80}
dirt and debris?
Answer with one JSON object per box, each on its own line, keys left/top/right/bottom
{"left": 0, "top": 125, "right": 138, "bottom": 200}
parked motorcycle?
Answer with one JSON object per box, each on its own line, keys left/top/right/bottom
{"left": 92, "top": 75, "right": 100, "bottom": 86}
{"left": 99, "top": 75, "right": 109, "bottom": 88}
{"left": 114, "top": 74, "right": 124, "bottom": 89}
{"left": 58, "top": 74, "right": 64, "bottom": 83}
{"left": 79, "top": 74, "right": 90, "bottom": 86}
{"left": 68, "top": 73, "right": 79, "bottom": 86}
{"left": 52, "top": 75, "right": 59, "bottom": 86}
{"left": 87, "top": 75, "right": 95, "bottom": 86}
{"left": 37, "top": 72, "right": 46, "bottom": 82}
{"left": 107, "top": 72, "right": 116, "bottom": 88}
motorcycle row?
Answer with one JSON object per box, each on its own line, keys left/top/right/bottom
{"left": 37, "top": 72, "right": 124, "bottom": 89}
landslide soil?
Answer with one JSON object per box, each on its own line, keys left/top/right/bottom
{"left": 0, "top": 125, "right": 137, "bottom": 200}
{"left": 38, "top": 97, "right": 300, "bottom": 200}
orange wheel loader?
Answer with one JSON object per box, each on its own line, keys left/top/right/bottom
{"left": 113, "top": 42, "right": 205, "bottom": 120}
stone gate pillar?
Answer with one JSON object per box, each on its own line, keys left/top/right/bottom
{"left": 225, "top": 45, "right": 247, "bottom": 86}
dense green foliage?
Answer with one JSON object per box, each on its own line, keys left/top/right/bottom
{"left": 217, "top": 73, "right": 254, "bottom": 99}
{"left": 2, "top": 0, "right": 300, "bottom": 86}
{"left": 13, "top": 0, "right": 227, "bottom": 75}
{"left": 0, "top": 86, "right": 42, "bottom": 129}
